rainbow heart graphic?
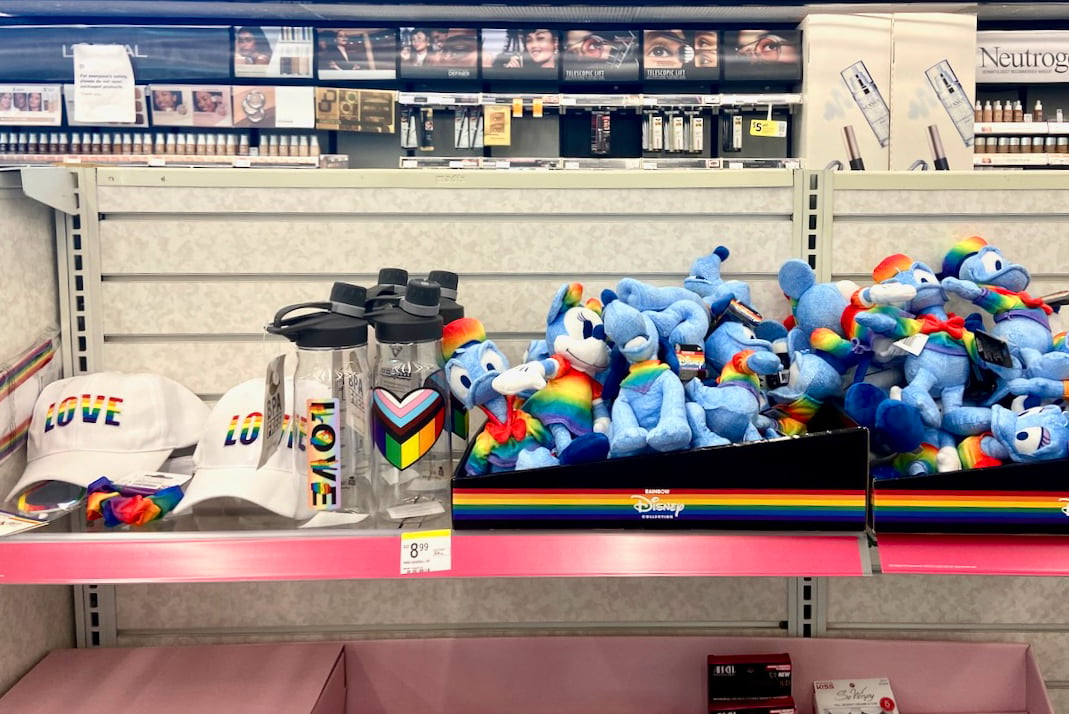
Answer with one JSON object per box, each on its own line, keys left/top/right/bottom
{"left": 371, "top": 388, "right": 445, "bottom": 470}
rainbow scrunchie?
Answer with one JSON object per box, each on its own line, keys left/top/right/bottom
{"left": 86, "top": 477, "right": 183, "bottom": 527}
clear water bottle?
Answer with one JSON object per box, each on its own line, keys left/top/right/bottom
{"left": 427, "top": 270, "right": 469, "bottom": 460}
{"left": 267, "top": 282, "right": 373, "bottom": 520}
{"left": 369, "top": 278, "right": 451, "bottom": 527}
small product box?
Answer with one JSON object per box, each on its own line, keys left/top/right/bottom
{"left": 708, "top": 653, "right": 792, "bottom": 701}
{"left": 710, "top": 697, "right": 796, "bottom": 714}
{"left": 813, "top": 678, "right": 898, "bottom": 714}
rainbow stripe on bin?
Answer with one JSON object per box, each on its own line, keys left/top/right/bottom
{"left": 874, "top": 490, "right": 1069, "bottom": 526}
{"left": 452, "top": 488, "right": 866, "bottom": 523}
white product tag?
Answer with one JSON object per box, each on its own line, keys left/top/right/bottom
{"left": 894, "top": 333, "right": 928, "bottom": 356}
{"left": 728, "top": 162, "right": 743, "bottom": 169}
{"left": 387, "top": 500, "right": 445, "bottom": 520}
{"left": 72, "top": 44, "right": 135, "bottom": 124}
{"left": 400, "top": 529, "right": 451, "bottom": 574}
{"left": 495, "top": 160, "right": 509, "bottom": 169}
{"left": 813, "top": 678, "right": 898, "bottom": 714}
{"left": 147, "top": 157, "right": 165, "bottom": 166}
{"left": 564, "top": 160, "right": 579, "bottom": 169}
{"left": 0, "top": 511, "right": 48, "bottom": 537}
{"left": 258, "top": 353, "right": 286, "bottom": 468}
{"left": 401, "top": 159, "right": 417, "bottom": 169}
{"left": 111, "top": 471, "right": 192, "bottom": 493}
{"left": 232, "top": 158, "right": 251, "bottom": 168}
{"left": 642, "top": 160, "right": 657, "bottom": 170}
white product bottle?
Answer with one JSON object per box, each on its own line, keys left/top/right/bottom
{"left": 841, "top": 60, "right": 890, "bottom": 148}
{"left": 925, "top": 60, "right": 974, "bottom": 146}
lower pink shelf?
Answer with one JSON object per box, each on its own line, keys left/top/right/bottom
{"left": 0, "top": 531, "right": 869, "bottom": 583}
{"left": 879, "top": 533, "right": 1069, "bottom": 575}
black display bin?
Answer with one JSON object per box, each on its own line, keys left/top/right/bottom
{"left": 451, "top": 417, "right": 870, "bottom": 531}
{"left": 872, "top": 458, "right": 1069, "bottom": 535}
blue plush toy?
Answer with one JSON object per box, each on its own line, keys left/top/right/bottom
{"left": 600, "top": 293, "right": 691, "bottom": 458}
{"left": 955, "top": 404, "right": 1069, "bottom": 467}
{"left": 442, "top": 318, "right": 558, "bottom": 475}
{"left": 492, "top": 283, "right": 612, "bottom": 465}
{"left": 613, "top": 278, "right": 710, "bottom": 361}
{"left": 684, "top": 246, "right": 752, "bottom": 309}
{"left": 685, "top": 348, "right": 783, "bottom": 445}
{"left": 854, "top": 254, "right": 992, "bottom": 437}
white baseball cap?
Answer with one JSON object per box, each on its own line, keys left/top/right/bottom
{"left": 6, "top": 372, "right": 208, "bottom": 500}
{"left": 173, "top": 378, "right": 324, "bottom": 520}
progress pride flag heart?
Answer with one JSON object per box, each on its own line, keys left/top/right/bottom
{"left": 371, "top": 387, "right": 445, "bottom": 470}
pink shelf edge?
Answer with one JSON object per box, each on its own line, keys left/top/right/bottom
{"left": 0, "top": 531, "right": 868, "bottom": 584}
{"left": 879, "top": 533, "right": 1069, "bottom": 575}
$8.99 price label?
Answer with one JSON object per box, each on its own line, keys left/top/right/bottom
{"left": 401, "top": 529, "right": 452, "bottom": 574}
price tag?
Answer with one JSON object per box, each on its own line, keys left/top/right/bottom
{"left": 749, "top": 119, "right": 788, "bottom": 138}
{"left": 401, "top": 159, "right": 418, "bottom": 169}
{"left": 560, "top": 96, "right": 577, "bottom": 106}
{"left": 564, "top": 160, "right": 580, "bottom": 170}
{"left": 0, "top": 511, "right": 48, "bottom": 537}
{"left": 258, "top": 353, "right": 286, "bottom": 468}
{"left": 495, "top": 160, "right": 510, "bottom": 169}
{"left": 532, "top": 98, "right": 544, "bottom": 118}
{"left": 642, "top": 160, "right": 658, "bottom": 170}
{"left": 979, "top": 124, "right": 994, "bottom": 134}
{"left": 727, "top": 162, "right": 743, "bottom": 170}
{"left": 232, "top": 158, "right": 251, "bottom": 168}
{"left": 147, "top": 157, "right": 165, "bottom": 167}
{"left": 401, "top": 529, "right": 452, "bottom": 574}
{"left": 894, "top": 333, "right": 928, "bottom": 356}
{"left": 438, "top": 96, "right": 456, "bottom": 105}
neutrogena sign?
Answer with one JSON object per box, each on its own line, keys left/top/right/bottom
{"left": 977, "top": 31, "right": 1069, "bottom": 82}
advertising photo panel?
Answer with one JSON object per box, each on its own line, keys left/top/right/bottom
{"left": 318, "top": 28, "right": 397, "bottom": 80}
{"left": 482, "top": 29, "right": 559, "bottom": 80}
{"left": 149, "top": 85, "right": 192, "bottom": 126}
{"left": 191, "top": 86, "right": 233, "bottom": 127}
{"left": 643, "top": 30, "right": 720, "bottom": 81}
{"left": 721, "top": 29, "right": 802, "bottom": 81}
{"left": 399, "top": 28, "right": 479, "bottom": 79}
{"left": 0, "top": 84, "right": 62, "bottom": 125}
{"left": 561, "top": 29, "right": 640, "bottom": 82}
{"left": 234, "top": 26, "right": 314, "bottom": 79}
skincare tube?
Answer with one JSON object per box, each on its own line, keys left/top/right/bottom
{"left": 840, "top": 60, "right": 890, "bottom": 148}
{"left": 925, "top": 60, "right": 975, "bottom": 147}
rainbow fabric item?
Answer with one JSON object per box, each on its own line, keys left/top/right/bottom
{"left": 957, "top": 434, "right": 1003, "bottom": 469}
{"left": 467, "top": 397, "right": 550, "bottom": 475}
{"left": 974, "top": 286, "right": 1053, "bottom": 317}
{"left": 872, "top": 254, "right": 915, "bottom": 284}
{"left": 0, "top": 337, "right": 57, "bottom": 462}
{"left": 441, "top": 317, "right": 487, "bottom": 362}
{"left": 716, "top": 350, "right": 762, "bottom": 394}
{"left": 524, "top": 355, "right": 602, "bottom": 435}
{"left": 620, "top": 360, "right": 669, "bottom": 394}
{"left": 1055, "top": 333, "right": 1067, "bottom": 352}
{"left": 940, "top": 236, "right": 988, "bottom": 278}
{"left": 86, "top": 477, "right": 183, "bottom": 527}
{"left": 890, "top": 443, "right": 939, "bottom": 477}
{"left": 452, "top": 488, "right": 866, "bottom": 524}
{"left": 773, "top": 394, "right": 822, "bottom": 436}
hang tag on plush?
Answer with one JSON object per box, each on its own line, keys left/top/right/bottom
{"left": 258, "top": 353, "right": 286, "bottom": 468}
{"left": 975, "top": 329, "right": 1014, "bottom": 367}
{"left": 675, "top": 344, "right": 706, "bottom": 383}
{"left": 894, "top": 333, "right": 928, "bottom": 356}
{"left": 763, "top": 369, "right": 792, "bottom": 391}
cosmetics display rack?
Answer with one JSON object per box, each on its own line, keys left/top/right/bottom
{"left": 398, "top": 156, "right": 801, "bottom": 170}
{"left": 976, "top": 121, "right": 1069, "bottom": 135}
{"left": 974, "top": 153, "right": 1069, "bottom": 167}
{"left": 0, "top": 153, "right": 324, "bottom": 168}
{"left": 398, "top": 92, "right": 803, "bottom": 110}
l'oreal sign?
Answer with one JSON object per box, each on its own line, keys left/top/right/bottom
{"left": 977, "top": 31, "right": 1069, "bottom": 82}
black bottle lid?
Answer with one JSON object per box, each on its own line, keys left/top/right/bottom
{"left": 377, "top": 268, "right": 408, "bottom": 290}
{"left": 267, "top": 290, "right": 368, "bottom": 348}
{"left": 428, "top": 270, "right": 465, "bottom": 324}
{"left": 366, "top": 267, "right": 409, "bottom": 314}
{"left": 329, "top": 282, "right": 367, "bottom": 318}
{"left": 374, "top": 279, "right": 444, "bottom": 344}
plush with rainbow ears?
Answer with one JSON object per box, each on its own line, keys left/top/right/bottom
{"left": 600, "top": 292, "right": 691, "bottom": 458}
{"left": 940, "top": 236, "right": 1069, "bottom": 394}
{"left": 492, "top": 283, "right": 612, "bottom": 465}
{"left": 854, "top": 254, "right": 992, "bottom": 439}
{"left": 954, "top": 403, "right": 1069, "bottom": 468}
{"left": 441, "top": 318, "right": 557, "bottom": 475}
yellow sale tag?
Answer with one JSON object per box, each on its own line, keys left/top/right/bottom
{"left": 749, "top": 119, "right": 788, "bottom": 138}
{"left": 512, "top": 97, "right": 524, "bottom": 117}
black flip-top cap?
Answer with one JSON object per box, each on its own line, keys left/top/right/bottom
{"left": 290, "top": 312, "right": 368, "bottom": 349}
{"left": 428, "top": 270, "right": 458, "bottom": 293}
{"left": 330, "top": 282, "right": 367, "bottom": 309}
{"left": 378, "top": 268, "right": 408, "bottom": 289}
{"left": 375, "top": 279, "right": 443, "bottom": 343}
